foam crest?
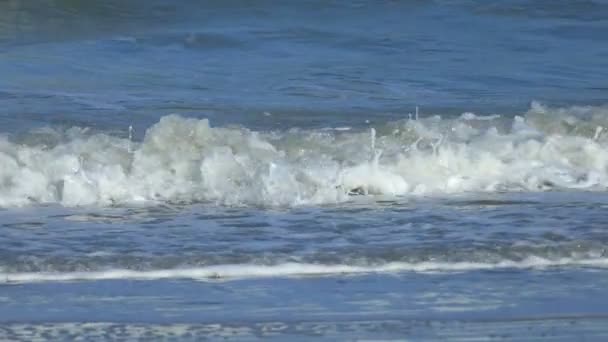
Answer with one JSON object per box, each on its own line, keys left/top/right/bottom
{"left": 4, "top": 257, "right": 608, "bottom": 284}
{"left": 1, "top": 103, "right": 608, "bottom": 207}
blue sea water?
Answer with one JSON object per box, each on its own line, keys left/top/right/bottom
{"left": 1, "top": 0, "right": 608, "bottom": 340}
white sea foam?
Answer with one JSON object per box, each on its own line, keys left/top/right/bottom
{"left": 4, "top": 257, "right": 608, "bottom": 284}
{"left": 1, "top": 102, "right": 608, "bottom": 207}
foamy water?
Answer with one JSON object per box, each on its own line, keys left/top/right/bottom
{"left": 2, "top": 102, "right": 608, "bottom": 207}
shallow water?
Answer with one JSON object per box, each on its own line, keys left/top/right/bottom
{"left": 1, "top": 0, "right": 608, "bottom": 340}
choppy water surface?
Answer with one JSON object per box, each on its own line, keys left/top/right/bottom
{"left": 1, "top": 0, "right": 608, "bottom": 340}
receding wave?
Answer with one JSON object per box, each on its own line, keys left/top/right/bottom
{"left": 2, "top": 102, "right": 608, "bottom": 207}
{"left": 4, "top": 257, "right": 608, "bottom": 284}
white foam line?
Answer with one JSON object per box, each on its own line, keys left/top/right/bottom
{"left": 3, "top": 257, "right": 608, "bottom": 284}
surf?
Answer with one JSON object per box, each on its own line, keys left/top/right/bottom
{"left": 1, "top": 102, "right": 608, "bottom": 208}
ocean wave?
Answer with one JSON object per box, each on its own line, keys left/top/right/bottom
{"left": 2, "top": 240, "right": 607, "bottom": 283}
{"left": 3, "top": 256, "right": 608, "bottom": 284}
{"left": 1, "top": 102, "right": 608, "bottom": 207}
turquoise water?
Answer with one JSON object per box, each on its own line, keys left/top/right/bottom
{"left": 1, "top": 1, "right": 608, "bottom": 340}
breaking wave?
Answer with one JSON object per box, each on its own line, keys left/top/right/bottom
{"left": 2, "top": 102, "right": 608, "bottom": 207}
